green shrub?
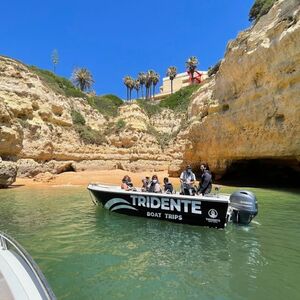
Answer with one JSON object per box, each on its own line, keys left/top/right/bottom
{"left": 87, "top": 94, "right": 123, "bottom": 117}
{"left": 104, "top": 119, "right": 127, "bottom": 135}
{"left": 249, "top": 0, "right": 277, "bottom": 22}
{"left": 17, "top": 118, "right": 30, "bottom": 128}
{"left": 116, "top": 119, "right": 126, "bottom": 130}
{"left": 159, "top": 85, "right": 199, "bottom": 112}
{"left": 208, "top": 60, "right": 222, "bottom": 77}
{"left": 28, "top": 66, "right": 86, "bottom": 98}
{"left": 136, "top": 85, "right": 199, "bottom": 117}
{"left": 147, "top": 124, "right": 175, "bottom": 150}
{"left": 75, "top": 124, "right": 106, "bottom": 145}
{"left": 136, "top": 99, "right": 162, "bottom": 117}
{"left": 71, "top": 109, "right": 86, "bottom": 125}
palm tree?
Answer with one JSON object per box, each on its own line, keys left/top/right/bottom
{"left": 123, "top": 76, "right": 135, "bottom": 101}
{"left": 123, "top": 76, "right": 131, "bottom": 101}
{"left": 145, "top": 70, "right": 156, "bottom": 100}
{"left": 134, "top": 79, "right": 140, "bottom": 99}
{"left": 185, "top": 56, "right": 198, "bottom": 84}
{"left": 138, "top": 72, "right": 147, "bottom": 99}
{"left": 166, "top": 66, "right": 177, "bottom": 94}
{"left": 144, "top": 71, "right": 152, "bottom": 100}
{"left": 152, "top": 72, "right": 160, "bottom": 100}
{"left": 72, "top": 68, "right": 94, "bottom": 91}
{"left": 128, "top": 77, "right": 135, "bottom": 101}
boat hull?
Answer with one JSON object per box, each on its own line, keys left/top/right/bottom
{"left": 88, "top": 184, "right": 229, "bottom": 228}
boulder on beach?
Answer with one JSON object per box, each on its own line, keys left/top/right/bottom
{"left": 0, "top": 158, "right": 18, "bottom": 188}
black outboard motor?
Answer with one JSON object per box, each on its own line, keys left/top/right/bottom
{"left": 229, "top": 191, "right": 258, "bottom": 225}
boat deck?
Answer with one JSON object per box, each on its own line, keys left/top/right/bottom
{"left": 88, "top": 183, "right": 231, "bottom": 203}
{"left": 0, "top": 270, "right": 14, "bottom": 300}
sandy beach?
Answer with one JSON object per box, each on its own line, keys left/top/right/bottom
{"left": 14, "top": 170, "right": 183, "bottom": 189}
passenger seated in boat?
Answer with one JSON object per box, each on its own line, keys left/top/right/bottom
{"left": 148, "top": 175, "right": 162, "bottom": 193}
{"left": 121, "top": 175, "right": 134, "bottom": 191}
{"left": 180, "top": 165, "right": 196, "bottom": 195}
{"left": 141, "top": 177, "right": 150, "bottom": 192}
{"left": 163, "top": 177, "right": 174, "bottom": 194}
{"left": 198, "top": 163, "right": 212, "bottom": 195}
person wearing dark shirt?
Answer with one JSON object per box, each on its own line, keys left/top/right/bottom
{"left": 163, "top": 177, "right": 174, "bottom": 194}
{"left": 141, "top": 176, "right": 151, "bottom": 192}
{"left": 148, "top": 175, "right": 162, "bottom": 193}
{"left": 198, "top": 164, "right": 212, "bottom": 195}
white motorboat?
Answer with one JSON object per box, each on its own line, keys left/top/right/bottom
{"left": 87, "top": 184, "right": 258, "bottom": 229}
{"left": 0, "top": 232, "right": 56, "bottom": 300}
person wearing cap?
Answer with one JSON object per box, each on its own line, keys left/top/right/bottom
{"left": 148, "top": 175, "right": 162, "bottom": 193}
{"left": 180, "top": 165, "right": 196, "bottom": 195}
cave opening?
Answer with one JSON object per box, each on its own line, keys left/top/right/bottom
{"left": 56, "top": 163, "right": 76, "bottom": 174}
{"left": 216, "top": 159, "right": 300, "bottom": 188}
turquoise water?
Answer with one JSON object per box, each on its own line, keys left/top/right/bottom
{"left": 0, "top": 186, "right": 299, "bottom": 300}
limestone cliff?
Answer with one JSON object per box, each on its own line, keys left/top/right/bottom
{"left": 173, "top": 0, "right": 300, "bottom": 177}
{"left": 0, "top": 57, "right": 181, "bottom": 176}
{"left": 0, "top": 0, "right": 299, "bottom": 182}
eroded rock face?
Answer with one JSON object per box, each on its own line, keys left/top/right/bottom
{"left": 0, "top": 0, "right": 299, "bottom": 180}
{"left": 177, "top": 0, "right": 300, "bottom": 177}
{"left": 0, "top": 57, "right": 179, "bottom": 174}
{"left": 0, "top": 158, "right": 18, "bottom": 188}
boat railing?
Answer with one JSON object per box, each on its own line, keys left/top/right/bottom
{"left": 0, "top": 232, "right": 56, "bottom": 300}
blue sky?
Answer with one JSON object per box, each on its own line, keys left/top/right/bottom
{"left": 1, "top": 0, "right": 254, "bottom": 98}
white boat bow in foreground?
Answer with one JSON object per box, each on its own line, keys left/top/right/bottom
{"left": 0, "top": 232, "right": 56, "bottom": 300}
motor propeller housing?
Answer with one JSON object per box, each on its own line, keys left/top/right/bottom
{"left": 229, "top": 190, "right": 258, "bottom": 225}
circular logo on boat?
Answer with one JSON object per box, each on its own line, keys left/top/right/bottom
{"left": 208, "top": 209, "right": 218, "bottom": 219}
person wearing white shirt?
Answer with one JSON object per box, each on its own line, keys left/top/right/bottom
{"left": 180, "top": 165, "right": 196, "bottom": 195}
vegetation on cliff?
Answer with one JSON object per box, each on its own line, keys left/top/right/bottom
{"left": 137, "top": 84, "right": 199, "bottom": 117}
{"left": 208, "top": 60, "right": 222, "bottom": 77}
{"left": 70, "top": 109, "right": 106, "bottom": 145}
{"left": 159, "top": 84, "right": 199, "bottom": 111}
{"left": 29, "top": 66, "right": 85, "bottom": 98}
{"left": 30, "top": 65, "right": 122, "bottom": 119}
{"left": 75, "top": 125, "right": 106, "bottom": 145}
{"left": 71, "top": 68, "right": 94, "bottom": 91}
{"left": 71, "top": 109, "right": 86, "bottom": 125}
{"left": 87, "top": 94, "right": 123, "bottom": 117}
{"left": 249, "top": 0, "right": 277, "bottom": 22}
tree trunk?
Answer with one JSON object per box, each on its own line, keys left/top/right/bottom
{"left": 141, "top": 84, "right": 144, "bottom": 99}
{"left": 127, "top": 87, "right": 129, "bottom": 101}
{"left": 152, "top": 84, "right": 155, "bottom": 100}
{"left": 171, "top": 79, "right": 173, "bottom": 94}
{"left": 191, "top": 70, "right": 194, "bottom": 84}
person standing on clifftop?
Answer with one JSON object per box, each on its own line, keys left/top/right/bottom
{"left": 198, "top": 164, "right": 212, "bottom": 195}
